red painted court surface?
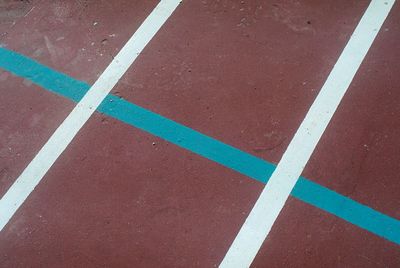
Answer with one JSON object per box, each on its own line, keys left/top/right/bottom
{"left": 0, "top": 1, "right": 399, "bottom": 267}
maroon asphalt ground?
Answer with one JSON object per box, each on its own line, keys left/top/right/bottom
{"left": 0, "top": 1, "right": 399, "bottom": 267}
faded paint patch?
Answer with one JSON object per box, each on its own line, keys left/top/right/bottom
{"left": 0, "top": 0, "right": 33, "bottom": 24}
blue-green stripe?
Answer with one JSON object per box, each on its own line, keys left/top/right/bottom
{"left": 1, "top": 47, "right": 399, "bottom": 245}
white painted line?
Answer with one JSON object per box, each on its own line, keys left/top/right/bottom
{"left": 219, "top": 1, "right": 395, "bottom": 267}
{"left": 0, "top": 0, "right": 181, "bottom": 231}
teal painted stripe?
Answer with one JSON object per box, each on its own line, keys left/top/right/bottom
{"left": 0, "top": 48, "right": 88, "bottom": 102}
{"left": 1, "top": 47, "right": 399, "bottom": 245}
{"left": 294, "top": 180, "right": 400, "bottom": 245}
{"left": 99, "top": 95, "right": 275, "bottom": 182}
